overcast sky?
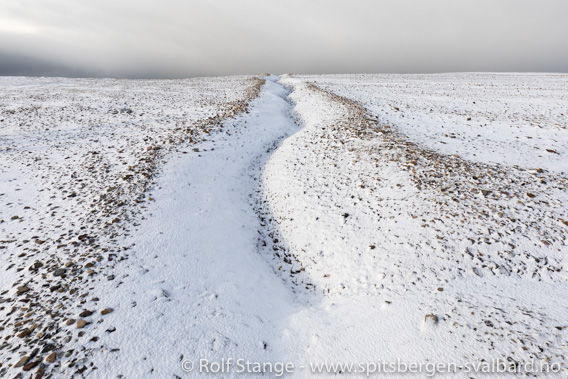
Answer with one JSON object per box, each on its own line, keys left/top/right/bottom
{"left": 1, "top": 0, "right": 567, "bottom": 78}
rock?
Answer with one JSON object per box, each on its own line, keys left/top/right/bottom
{"left": 23, "top": 360, "right": 39, "bottom": 371}
{"left": 53, "top": 268, "right": 67, "bottom": 277}
{"left": 120, "top": 108, "right": 133, "bottom": 114}
{"left": 17, "top": 329, "right": 32, "bottom": 338}
{"left": 14, "top": 355, "right": 29, "bottom": 367}
{"left": 79, "top": 310, "right": 93, "bottom": 317}
{"left": 17, "top": 286, "right": 30, "bottom": 295}
{"left": 34, "top": 239, "right": 45, "bottom": 244}
{"left": 34, "top": 261, "right": 43, "bottom": 269}
{"left": 100, "top": 308, "right": 113, "bottom": 315}
{"left": 76, "top": 319, "right": 88, "bottom": 329}
{"left": 424, "top": 314, "right": 439, "bottom": 324}
{"left": 45, "top": 352, "right": 57, "bottom": 363}
{"left": 41, "top": 344, "right": 55, "bottom": 354}
{"left": 526, "top": 193, "right": 536, "bottom": 198}
{"left": 481, "top": 190, "right": 491, "bottom": 197}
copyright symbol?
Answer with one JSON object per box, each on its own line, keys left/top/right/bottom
{"left": 182, "top": 360, "right": 194, "bottom": 372}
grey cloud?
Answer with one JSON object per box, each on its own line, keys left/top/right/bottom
{"left": 0, "top": 0, "right": 567, "bottom": 78}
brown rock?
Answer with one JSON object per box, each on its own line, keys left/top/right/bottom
{"left": 17, "top": 329, "right": 32, "bottom": 338}
{"left": 424, "top": 314, "right": 439, "bottom": 324}
{"left": 14, "top": 355, "right": 29, "bottom": 367}
{"left": 76, "top": 319, "right": 88, "bottom": 329}
{"left": 17, "top": 286, "right": 30, "bottom": 295}
{"left": 23, "top": 360, "right": 39, "bottom": 371}
{"left": 79, "top": 310, "right": 93, "bottom": 318}
{"left": 45, "top": 352, "right": 57, "bottom": 363}
{"left": 100, "top": 308, "right": 113, "bottom": 315}
{"left": 65, "top": 319, "right": 75, "bottom": 326}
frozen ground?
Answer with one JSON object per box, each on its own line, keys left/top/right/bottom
{"left": 1, "top": 73, "right": 567, "bottom": 378}
{"left": 300, "top": 73, "right": 568, "bottom": 172}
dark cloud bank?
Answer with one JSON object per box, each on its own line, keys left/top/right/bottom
{"left": 1, "top": 0, "right": 567, "bottom": 78}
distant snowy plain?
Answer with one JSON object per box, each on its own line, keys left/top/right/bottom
{"left": 1, "top": 73, "right": 567, "bottom": 378}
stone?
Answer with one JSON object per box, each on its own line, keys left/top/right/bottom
{"left": 76, "top": 319, "right": 88, "bottom": 329}
{"left": 424, "top": 314, "right": 439, "bottom": 324}
{"left": 17, "top": 329, "right": 32, "bottom": 338}
{"left": 23, "top": 360, "right": 39, "bottom": 371}
{"left": 101, "top": 308, "right": 113, "bottom": 315}
{"left": 17, "top": 286, "right": 30, "bottom": 295}
{"left": 45, "top": 352, "right": 57, "bottom": 363}
{"left": 53, "top": 268, "right": 67, "bottom": 277}
{"left": 14, "top": 355, "right": 29, "bottom": 367}
{"left": 79, "top": 310, "right": 93, "bottom": 318}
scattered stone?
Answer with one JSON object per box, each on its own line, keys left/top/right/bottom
{"left": 22, "top": 360, "right": 39, "bottom": 371}
{"left": 424, "top": 314, "right": 439, "bottom": 324}
{"left": 17, "top": 286, "right": 30, "bottom": 295}
{"left": 76, "top": 319, "right": 88, "bottom": 329}
{"left": 41, "top": 344, "right": 56, "bottom": 354}
{"left": 17, "top": 329, "right": 32, "bottom": 338}
{"left": 79, "top": 310, "right": 93, "bottom": 317}
{"left": 14, "top": 355, "right": 29, "bottom": 367}
{"left": 101, "top": 308, "right": 113, "bottom": 315}
{"left": 53, "top": 268, "right": 67, "bottom": 277}
{"left": 45, "top": 352, "right": 57, "bottom": 363}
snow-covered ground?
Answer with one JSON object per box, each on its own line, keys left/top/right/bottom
{"left": 299, "top": 73, "right": 568, "bottom": 172}
{"left": 0, "top": 75, "right": 264, "bottom": 377}
{"left": 1, "top": 73, "right": 567, "bottom": 378}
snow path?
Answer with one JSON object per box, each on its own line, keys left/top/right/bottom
{"left": 82, "top": 77, "right": 302, "bottom": 377}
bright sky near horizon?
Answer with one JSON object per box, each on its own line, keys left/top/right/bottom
{"left": 0, "top": 0, "right": 567, "bottom": 78}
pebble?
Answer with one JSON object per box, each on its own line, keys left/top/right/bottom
{"left": 16, "top": 286, "right": 30, "bottom": 295}
{"left": 53, "top": 268, "right": 67, "bottom": 277}
{"left": 79, "top": 310, "right": 93, "bottom": 318}
{"left": 76, "top": 319, "right": 88, "bottom": 329}
{"left": 424, "top": 314, "right": 439, "bottom": 324}
{"left": 45, "top": 352, "right": 57, "bottom": 363}
{"left": 22, "top": 360, "right": 39, "bottom": 371}
{"left": 100, "top": 308, "right": 113, "bottom": 315}
{"left": 14, "top": 355, "right": 29, "bottom": 367}
{"left": 17, "top": 329, "right": 32, "bottom": 338}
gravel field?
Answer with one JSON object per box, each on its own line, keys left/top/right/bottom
{"left": 1, "top": 73, "right": 567, "bottom": 378}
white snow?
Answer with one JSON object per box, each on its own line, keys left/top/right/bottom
{"left": 299, "top": 73, "right": 568, "bottom": 172}
{"left": 1, "top": 73, "right": 567, "bottom": 378}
